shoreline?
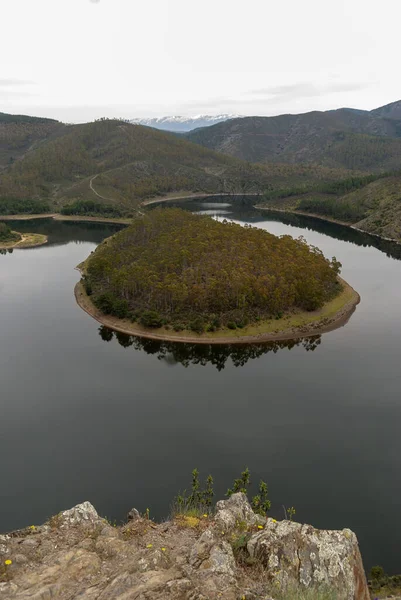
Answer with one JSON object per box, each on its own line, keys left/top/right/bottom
{"left": 0, "top": 232, "right": 48, "bottom": 250}
{"left": 1, "top": 199, "right": 401, "bottom": 247}
{"left": 256, "top": 205, "right": 401, "bottom": 246}
{"left": 74, "top": 278, "right": 360, "bottom": 345}
{"left": 141, "top": 192, "right": 262, "bottom": 207}
{"left": 0, "top": 213, "right": 133, "bottom": 225}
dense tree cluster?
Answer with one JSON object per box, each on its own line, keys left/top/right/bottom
{"left": 0, "top": 222, "right": 20, "bottom": 243}
{"left": 0, "top": 198, "right": 50, "bottom": 215}
{"left": 84, "top": 209, "right": 342, "bottom": 332}
{"left": 60, "top": 200, "right": 122, "bottom": 217}
{"left": 298, "top": 195, "right": 367, "bottom": 222}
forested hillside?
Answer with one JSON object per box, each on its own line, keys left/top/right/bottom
{"left": 186, "top": 104, "right": 401, "bottom": 171}
{"left": 0, "top": 116, "right": 352, "bottom": 216}
{"left": 83, "top": 208, "right": 342, "bottom": 332}
{"left": 0, "top": 113, "right": 65, "bottom": 171}
{"left": 261, "top": 172, "right": 401, "bottom": 242}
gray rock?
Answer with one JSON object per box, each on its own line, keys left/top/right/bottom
{"left": 190, "top": 529, "right": 217, "bottom": 567}
{"left": 14, "top": 554, "right": 28, "bottom": 565}
{"left": 247, "top": 519, "right": 370, "bottom": 600}
{"left": 60, "top": 502, "right": 100, "bottom": 527}
{"left": 207, "top": 542, "right": 236, "bottom": 577}
{"left": 127, "top": 508, "right": 141, "bottom": 521}
{"left": 190, "top": 528, "right": 235, "bottom": 580}
{"left": 214, "top": 492, "right": 260, "bottom": 532}
{"left": 21, "top": 538, "right": 39, "bottom": 549}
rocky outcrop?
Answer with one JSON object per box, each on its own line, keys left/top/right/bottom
{"left": 247, "top": 519, "right": 370, "bottom": 600}
{"left": 0, "top": 496, "right": 370, "bottom": 600}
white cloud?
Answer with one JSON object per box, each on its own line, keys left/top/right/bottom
{"left": 0, "top": 0, "right": 399, "bottom": 121}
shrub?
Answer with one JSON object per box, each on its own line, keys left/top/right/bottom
{"left": 171, "top": 469, "right": 214, "bottom": 518}
{"left": 111, "top": 298, "right": 129, "bottom": 319}
{"left": 82, "top": 277, "right": 92, "bottom": 296}
{"left": 189, "top": 318, "right": 205, "bottom": 334}
{"left": 94, "top": 293, "right": 116, "bottom": 314}
{"left": 227, "top": 321, "right": 237, "bottom": 330}
{"left": 61, "top": 200, "right": 122, "bottom": 217}
{"left": 139, "top": 310, "right": 163, "bottom": 328}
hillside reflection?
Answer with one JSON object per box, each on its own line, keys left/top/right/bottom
{"left": 158, "top": 197, "right": 401, "bottom": 262}
{"left": 98, "top": 325, "right": 321, "bottom": 370}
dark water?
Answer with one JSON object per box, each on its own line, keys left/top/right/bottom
{"left": 1, "top": 205, "right": 401, "bottom": 574}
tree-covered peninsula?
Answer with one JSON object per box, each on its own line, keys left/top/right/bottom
{"left": 0, "top": 221, "right": 48, "bottom": 249}
{"left": 78, "top": 208, "right": 358, "bottom": 340}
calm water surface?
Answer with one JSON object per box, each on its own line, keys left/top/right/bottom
{"left": 1, "top": 204, "right": 401, "bottom": 573}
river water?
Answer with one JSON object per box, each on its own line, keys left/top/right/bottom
{"left": 1, "top": 201, "right": 401, "bottom": 574}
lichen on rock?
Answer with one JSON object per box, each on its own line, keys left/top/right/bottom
{"left": 0, "top": 496, "right": 370, "bottom": 600}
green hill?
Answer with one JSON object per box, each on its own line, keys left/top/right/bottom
{"left": 261, "top": 173, "right": 401, "bottom": 242}
{"left": 0, "top": 112, "right": 65, "bottom": 171}
{"left": 186, "top": 105, "right": 401, "bottom": 171}
{"left": 0, "top": 116, "right": 352, "bottom": 216}
{"left": 371, "top": 100, "right": 401, "bottom": 121}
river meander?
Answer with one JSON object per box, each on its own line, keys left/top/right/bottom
{"left": 1, "top": 200, "right": 401, "bottom": 573}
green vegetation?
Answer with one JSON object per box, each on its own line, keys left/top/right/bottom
{"left": 0, "top": 114, "right": 367, "bottom": 218}
{"left": 84, "top": 208, "right": 342, "bottom": 332}
{"left": 60, "top": 200, "right": 123, "bottom": 217}
{"left": 0, "top": 118, "right": 274, "bottom": 214}
{"left": 0, "top": 198, "right": 51, "bottom": 215}
{"left": 261, "top": 171, "right": 401, "bottom": 242}
{"left": 0, "top": 222, "right": 20, "bottom": 243}
{"left": 368, "top": 565, "right": 401, "bottom": 597}
{"left": 226, "top": 467, "right": 271, "bottom": 516}
{"left": 172, "top": 467, "right": 271, "bottom": 520}
{"left": 262, "top": 172, "right": 395, "bottom": 204}
{"left": 186, "top": 107, "right": 401, "bottom": 172}
{"left": 172, "top": 469, "right": 215, "bottom": 518}
{"left": 0, "top": 112, "right": 64, "bottom": 170}
{"left": 0, "top": 112, "right": 58, "bottom": 124}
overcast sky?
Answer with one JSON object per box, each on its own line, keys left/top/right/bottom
{"left": 1, "top": 0, "right": 400, "bottom": 122}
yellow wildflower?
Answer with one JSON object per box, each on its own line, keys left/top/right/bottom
{"left": 161, "top": 547, "right": 166, "bottom": 552}
{"left": 257, "top": 525, "right": 264, "bottom": 529}
{"left": 29, "top": 525, "right": 36, "bottom": 530}
{"left": 271, "top": 518, "right": 277, "bottom": 523}
{"left": 4, "top": 559, "right": 12, "bottom": 566}
{"left": 203, "top": 514, "right": 208, "bottom": 518}
{"left": 146, "top": 544, "right": 153, "bottom": 548}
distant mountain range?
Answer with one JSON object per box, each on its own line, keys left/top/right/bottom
{"left": 186, "top": 101, "right": 401, "bottom": 171}
{"left": 130, "top": 114, "right": 241, "bottom": 132}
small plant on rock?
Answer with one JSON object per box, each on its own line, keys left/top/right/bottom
{"left": 226, "top": 467, "right": 251, "bottom": 496}
{"left": 172, "top": 469, "right": 214, "bottom": 518}
{"left": 251, "top": 480, "right": 271, "bottom": 516}
{"left": 227, "top": 468, "right": 271, "bottom": 517}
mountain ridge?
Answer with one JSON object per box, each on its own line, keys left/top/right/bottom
{"left": 130, "top": 114, "right": 242, "bottom": 132}
{"left": 185, "top": 101, "right": 401, "bottom": 171}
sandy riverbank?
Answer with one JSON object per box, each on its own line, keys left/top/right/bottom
{"left": 0, "top": 213, "right": 133, "bottom": 225}
{"left": 75, "top": 278, "right": 360, "bottom": 345}
{"left": 0, "top": 232, "right": 48, "bottom": 250}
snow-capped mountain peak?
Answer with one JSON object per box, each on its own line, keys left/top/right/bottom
{"left": 130, "top": 114, "right": 242, "bottom": 132}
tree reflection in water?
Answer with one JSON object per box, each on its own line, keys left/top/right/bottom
{"left": 98, "top": 325, "right": 321, "bottom": 370}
